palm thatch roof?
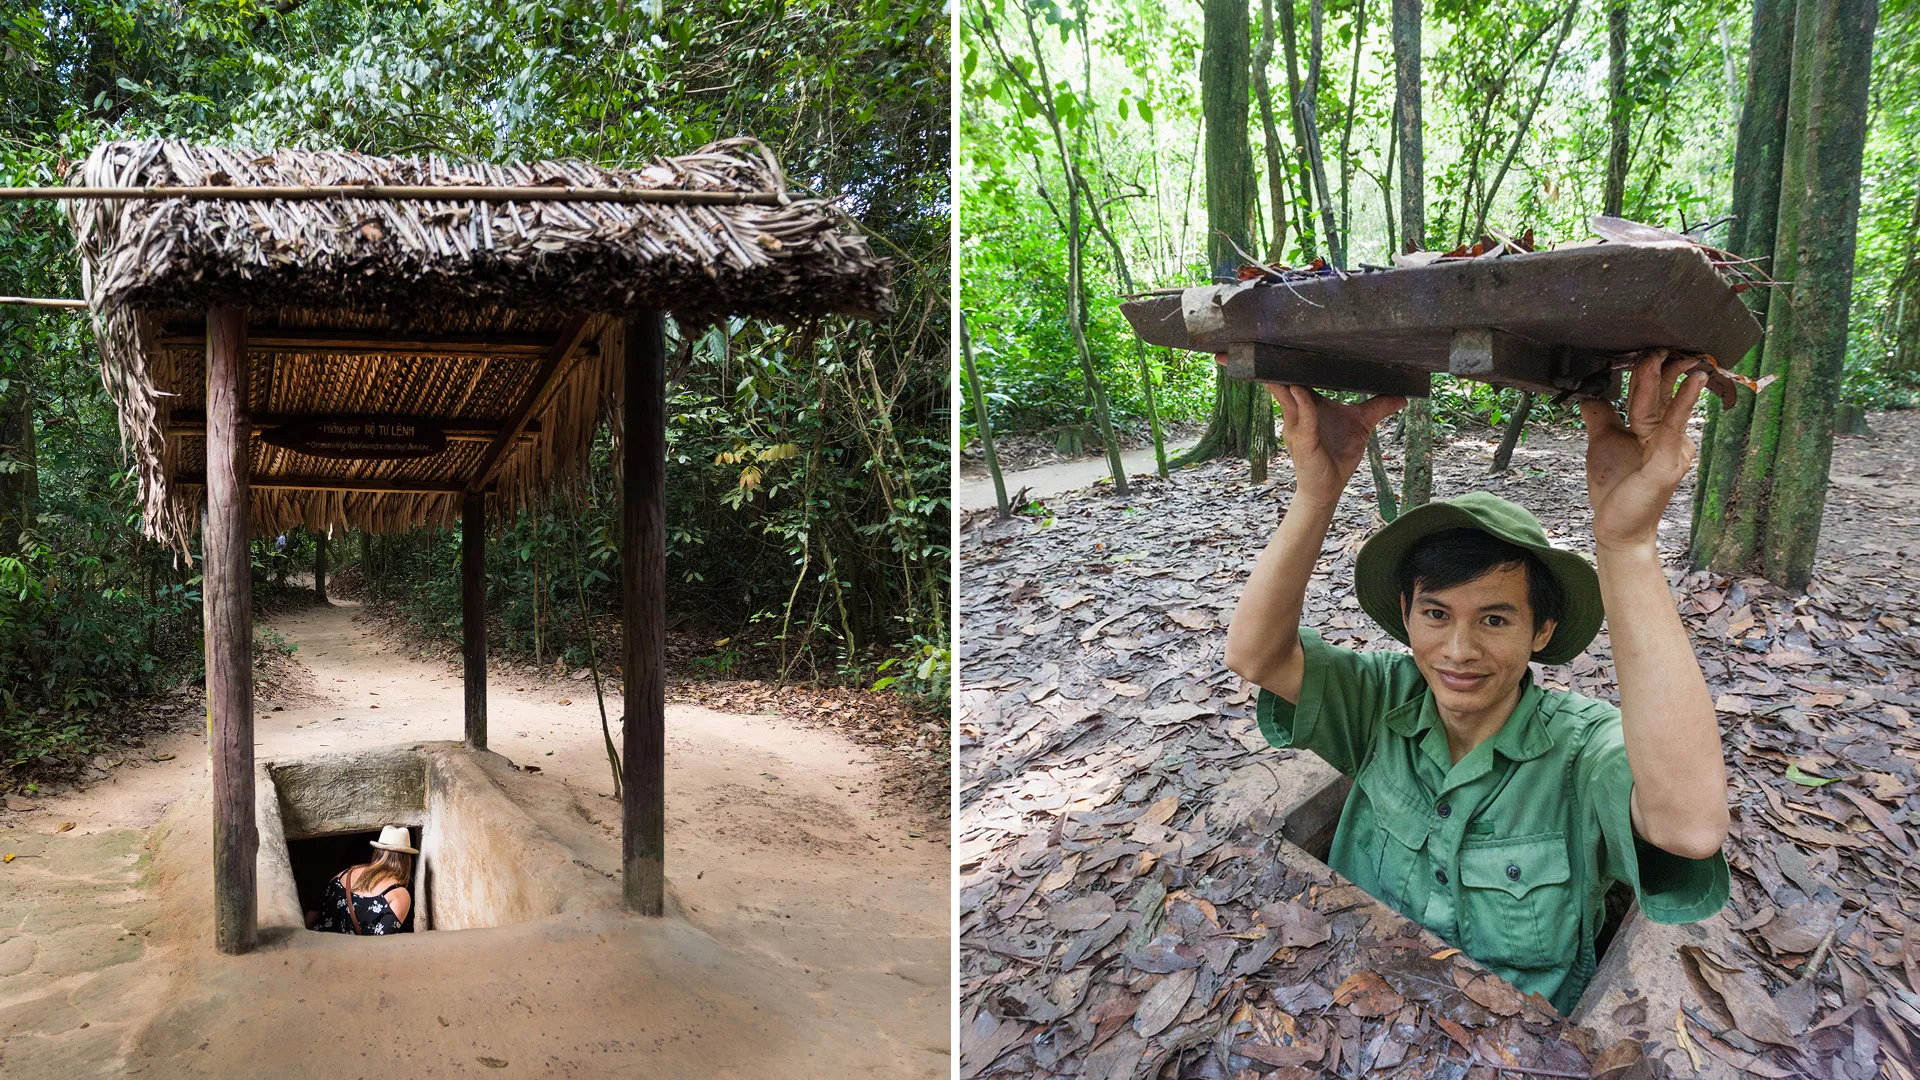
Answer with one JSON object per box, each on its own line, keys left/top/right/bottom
{"left": 64, "top": 138, "right": 891, "bottom": 549}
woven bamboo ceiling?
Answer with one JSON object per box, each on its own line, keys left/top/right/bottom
{"left": 65, "top": 138, "right": 892, "bottom": 547}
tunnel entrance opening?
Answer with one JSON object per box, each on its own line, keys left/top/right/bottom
{"left": 1273, "top": 764, "right": 1636, "bottom": 1015}
{"left": 288, "top": 828, "right": 422, "bottom": 934}
{"left": 255, "top": 744, "right": 617, "bottom": 935}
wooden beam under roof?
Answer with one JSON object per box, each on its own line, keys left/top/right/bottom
{"left": 164, "top": 411, "right": 542, "bottom": 442}
{"left": 466, "top": 314, "right": 595, "bottom": 495}
{"left": 157, "top": 326, "right": 556, "bottom": 357}
{"left": 174, "top": 474, "right": 475, "bottom": 494}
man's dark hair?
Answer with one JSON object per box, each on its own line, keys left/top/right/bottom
{"left": 1396, "top": 528, "right": 1565, "bottom": 632}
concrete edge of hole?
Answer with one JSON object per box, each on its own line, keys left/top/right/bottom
{"left": 255, "top": 741, "right": 633, "bottom": 935}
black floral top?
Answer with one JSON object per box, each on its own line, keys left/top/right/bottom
{"left": 313, "top": 870, "right": 410, "bottom": 935}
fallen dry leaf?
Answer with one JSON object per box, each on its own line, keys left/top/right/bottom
{"left": 1131, "top": 966, "right": 1197, "bottom": 1038}
{"left": 1680, "top": 945, "right": 1798, "bottom": 1048}
{"left": 1462, "top": 973, "right": 1523, "bottom": 1017}
{"left": 1138, "top": 794, "right": 1178, "bottom": 827}
{"left": 1330, "top": 971, "right": 1403, "bottom": 1018}
{"left": 1047, "top": 893, "right": 1116, "bottom": 932}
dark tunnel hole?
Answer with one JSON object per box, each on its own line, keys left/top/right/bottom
{"left": 288, "top": 828, "right": 421, "bottom": 933}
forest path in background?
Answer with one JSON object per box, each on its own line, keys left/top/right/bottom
{"left": 0, "top": 599, "right": 949, "bottom": 1078}
{"left": 956, "top": 440, "right": 1199, "bottom": 511}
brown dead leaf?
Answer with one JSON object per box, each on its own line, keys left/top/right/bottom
{"left": 1048, "top": 893, "right": 1116, "bottom": 932}
{"left": 1138, "top": 794, "right": 1178, "bottom": 827}
{"left": 1164, "top": 608, "right": 1212, "bottom": 630}
{"left": 1590, "top": 1039, "right": 1644, "bottom": 1076}
{"left": 56, "top": 822, "right": 73, "bottom": 833}
{"left": 1037, "top": 855, "right": 1080, "bottom": 894}
{"left": 1260, "top": 900, "right": 1331, "bottom": 948}
{"left": 1757, "top": 899, "right": 1840, "bottom": 953}
{"left": 1232, "top": 1040, "right": 1324, "bottom": 1068}
{"left": 1679, "top": 945, "right": 1798, "bottom": 1048}
{"left": 1330, "top": 971, "right": 1403, "bottom": 1018}
{"left": 1132, "top": 966, "right": 1197, "bottom": 1038}
{"left": 1462, "top": 973, "right": 1523, "bottom": 1017}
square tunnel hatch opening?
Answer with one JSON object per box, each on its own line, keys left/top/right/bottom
{"left": 288, "top": 828, "right": 421, "bottom": 933}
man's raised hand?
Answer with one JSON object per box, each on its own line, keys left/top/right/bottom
{"left": 1269, "top": 383, "right": 1406, "bottom": 505}
{"left": 1580, "top": 350, "right": 1709, "bottom": 552}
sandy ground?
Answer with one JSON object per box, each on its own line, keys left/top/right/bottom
{"left": 0, "top": 600, "right": 950, "bottom": 1078}
{"left": 955, "top": 441, "right": 1197, "bottom": 511}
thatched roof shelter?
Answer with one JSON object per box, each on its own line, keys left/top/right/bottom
{"left": 53, "top": 134, "right": 893, "bottom": 950}
{"left": 66, "top": 137, "right": 891, "bottom": 547}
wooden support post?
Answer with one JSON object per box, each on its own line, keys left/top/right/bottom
{"left": 621, "top": 312, "right": 667, "bottom": 916}
{"left": 462, "top": 492, "right": 487, "bottom": 750}
{"left": 205, "top": 306, "right": 256, "bottom": 955}
{"left": 313, "top": 532, "right": 328, "bottom": 603}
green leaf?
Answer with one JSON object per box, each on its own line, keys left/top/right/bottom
{"left": 1785, "top": 764, "right": 1837, "bottom": 787}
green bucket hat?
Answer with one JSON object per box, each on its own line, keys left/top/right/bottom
{"left": 1353, "top": 491, "right": 1603, "bottom": 666}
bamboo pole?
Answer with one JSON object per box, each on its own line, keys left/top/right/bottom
{"left": 462, "top": 492, "right": 487, "bottom": 751}
{"left": 0, "top": 185, "right": 784, "bottom": 205}
{"left": 204, "top": 306, "right": 257, "bottom": 955}
{"left": 0, "top": 296, "right": 87, "bottom": 308}
{"left": 622, "top": 311, "right": 667, "bottom": 917}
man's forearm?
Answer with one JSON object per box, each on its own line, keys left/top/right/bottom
{"left": 1225, "top": 495, "right": 1339, "bottom": 701}
{"left": 1595, "top": 539, "right": 1729, "bottom": 858}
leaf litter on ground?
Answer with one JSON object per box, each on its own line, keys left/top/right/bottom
{"left": 959, "top": 410, "right": 1920, "bottom": 1078}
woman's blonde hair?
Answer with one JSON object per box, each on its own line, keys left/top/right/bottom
{"left": 354, "top": 848, "right": 414, "bottom": 893}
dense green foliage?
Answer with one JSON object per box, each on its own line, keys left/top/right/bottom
{"left": 0, "top": 0, "right": 949, "bottom": 770}
{"left": 961, "top": 0, "right": 1920, "bottom": 446}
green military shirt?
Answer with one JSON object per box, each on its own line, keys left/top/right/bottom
{"left": 1256, "top": 628, "right": 1730, "bottom": 1015}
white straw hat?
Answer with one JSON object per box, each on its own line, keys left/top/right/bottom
{"left": 370, "top": 825, "right": 418, "bottom": 854}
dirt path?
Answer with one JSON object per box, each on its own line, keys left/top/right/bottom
{"left": 955, "top": 441, "right": 1197, "bottom": 511}
{"left": 0, "top": 601, "right": 949, "bottom": 1078}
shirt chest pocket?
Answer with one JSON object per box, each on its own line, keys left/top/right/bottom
{"left": 1458, "top": 835, "right": 1578, "bottom": 973}
{"left": 1352, "top": 764, "right": 1432, "bottom": 910}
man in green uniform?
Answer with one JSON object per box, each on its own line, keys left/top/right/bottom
{"left": 1225, "top": 352, "right": 1730, "bottom": 1014}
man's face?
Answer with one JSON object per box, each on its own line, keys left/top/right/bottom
{"left": 1402, "top": 563, "right": 1556, "bottom": 722}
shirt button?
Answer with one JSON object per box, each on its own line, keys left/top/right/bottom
{"left": 1435, "top": 869, "right": 1449, "bottom": 885}
{"left": 1436, "top": 801, "right": 1452, "bottom": 818}
{"left": 1506, "top": 864, "right": 1522, "bottom": 881}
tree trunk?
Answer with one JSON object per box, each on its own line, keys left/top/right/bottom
{"left": 1080, "top": 181, "right": 1170, "bottom": 478}
{"left": 1692, "top": 0, "right": 1797, "bottom": 552}
{"left": 1603, "top": 1, "right": 1631, "bottom": 217}
{"left": 1490, "top": 391, "right": 1534, "bottom": 473}
{"left": 1393, "top": 0, "right": 1425, "bottom": 256}
{"left": 1338, "top": 0, "right": 1366, "bottom": 251}
{"left": 1255, "top": 0, "right": 1294, "bottom": 263}
{"left": 1177, "top": 0, "right": 1261, "bottom": 468}
{"left": 1392, "top": 0, "right": 1434, "bottom": 507}
{"left": 1476, "top": 0, "right": 1579, "bottom": 236}
{"left": 1367, "top": 432, "right": 1399, "bottom": 521}
{"left": 1752, "top": 0, "right": 1878, "bottom": 587}
{"left": 1885, "top": 185, "right": 1920, "bottom": 372}
{"left": 961, "top": 313, "right": 1010, "bottom": 518}
{"left": 1697, "top": 0, "right": 1878, "bottom": 590}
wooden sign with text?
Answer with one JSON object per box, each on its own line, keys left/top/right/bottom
{"left": 261, "top": 417, "right": 448, "bottom": 460}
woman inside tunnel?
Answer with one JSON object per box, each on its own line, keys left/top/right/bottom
{"left": 306, "top": 825, "right": 416, "bottom": 935}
